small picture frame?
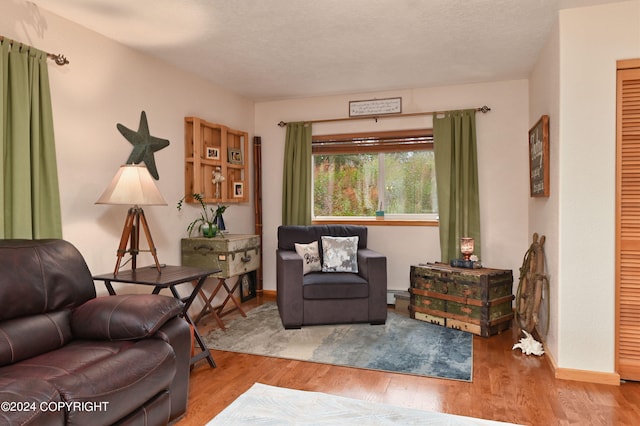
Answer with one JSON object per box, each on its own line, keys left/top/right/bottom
{"left": 528, "top": 115, "right": 550, "bottom": 197}
{"left": 233, "top": 182, "right": 244, "bottom": 198}
{"left": 206, "top": 147, "right": 220, "bottom": 160}
{"left": 240, "top": 271, "right": 257, "bottom": 302}
{"left": 228, "top": 148, "right": 243, "bottom": 164}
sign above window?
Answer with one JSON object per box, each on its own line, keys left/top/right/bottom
{"left": 349, "top": 97, "right": 402, "bottom": 117}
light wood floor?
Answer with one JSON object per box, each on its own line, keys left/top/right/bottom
{"left": 178, "top": 295, "right": 640, "bottom": 426}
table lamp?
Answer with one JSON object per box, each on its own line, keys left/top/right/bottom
{"left": 460, "top": 237, "right": 475, "bottom": 261}
{"left": 96, "top": 164, "right": 167, "bottom": 274}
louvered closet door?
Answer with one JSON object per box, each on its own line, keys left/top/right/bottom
{"left": 617, "top": 60, "right": 640, "bottom": 381}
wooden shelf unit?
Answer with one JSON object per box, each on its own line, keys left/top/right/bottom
{"left": 184, "top": 117, "right": 249, "bottom": 204}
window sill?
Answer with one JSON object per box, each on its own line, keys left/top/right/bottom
{"left": 312, "top": 218, "right": 438, "bottom": 227}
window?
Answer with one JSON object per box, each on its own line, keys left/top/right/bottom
{"left": 312, "top": 129, "right": 438, "bottom": 222}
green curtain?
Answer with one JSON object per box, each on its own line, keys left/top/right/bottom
{"left": 282, "top": 122, "right": 312, "bottom": 225}
{"left": 433, "top": 109, "right": 481, "bottom": 263}
{"left": 0, "top": 39, "right": 62, "bottom": 239}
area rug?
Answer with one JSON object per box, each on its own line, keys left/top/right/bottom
{"left": 203, "top": 302, "right": 473, "bottom": 381}
{"left": 206, "top": 383, "right": 519, "bottom": 425}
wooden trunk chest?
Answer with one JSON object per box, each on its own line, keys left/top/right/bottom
{"left": 181, "top": 234, "right": 260, "bottom": 278}
{"left": 409, "top": 263, "right": 514, "bottom": 337}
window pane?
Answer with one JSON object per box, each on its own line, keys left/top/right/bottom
{"left": 383, "top": 151, "right": 438, "bottom": 214}
{"left": 313, "top": 150, "right": 437, "bottom": 218}
{"left": 313, "top": 154, "right": 379, "bottom": 217}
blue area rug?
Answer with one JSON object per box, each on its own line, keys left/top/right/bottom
{"left": 203, "top": 303, "right": 473, "bottom": 381}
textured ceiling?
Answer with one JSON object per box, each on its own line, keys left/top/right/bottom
{"left": 32, "top": 0, "right": 623, "bottom": 101}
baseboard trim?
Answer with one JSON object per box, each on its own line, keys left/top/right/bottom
{"left": 262, "top": 289, "right": 277, "bottom": 298}
{"left": 554, "top": 367, "right": 621, "bottom": 386}
{"left": 536, "top": 332, "right": 621, "bottom": 386}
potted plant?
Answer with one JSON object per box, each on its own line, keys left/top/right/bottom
{"left": 177, "top": 193, "right": 218, "bottom": 238}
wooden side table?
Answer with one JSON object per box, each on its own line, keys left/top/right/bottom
{"left": 92, "top": 265, "right": 220, "bottom": 368}
{"left": 181, "top": 234, "right": 261, "bottom": 329}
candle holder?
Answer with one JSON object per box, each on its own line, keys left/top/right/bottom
{"left": 460, "top": 237, "right": 474, "bottom": 261}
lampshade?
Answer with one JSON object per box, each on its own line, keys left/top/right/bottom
{"left": 460, "top": 237, "right": 474, "bottom": 261}
{"left": 96, "top": 164, "right": 167, "bottom": 206}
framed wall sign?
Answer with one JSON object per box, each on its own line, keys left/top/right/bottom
{"left": 528, "top": 115, "right": 550, "bottom": 197}
{"left": 349, "top": 97, "right": 402, "bottom": 117}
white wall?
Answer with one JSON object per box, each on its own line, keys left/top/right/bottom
{"left": 1, "top": 1, "right": 255, "bottom": 297}
{"left": 555, "top": 1, "right": 640, "bottom": 372}
{"left": 528, "top": 18, "right": 561, "bottom": 367}
{"left": 255, "top": 81, "right": 530, "bottom": 293}
{"left": 529, "top": 0, "right": 640, "bottom": 374}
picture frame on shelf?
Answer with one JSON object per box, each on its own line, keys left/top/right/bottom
{"left": 528, "top": 115, "right": 550, "bottom": 197}
{"left": 240, "top": 271, "right": 257, "bottom": 302}
{"left": 228, "top": 148, "right": 243, "bottom": 164}
{"left": 233, "top": 182, "right": 244, "bottom": 198}
{"left": 206, "top": 147, "right": 220, "bottom": 160}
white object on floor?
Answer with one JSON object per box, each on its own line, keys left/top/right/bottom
{"left": 207, "top": 382, "right": 521, "bottom": 425}
{"left": 512, "top": 330, "right": 545, "bottom": 356}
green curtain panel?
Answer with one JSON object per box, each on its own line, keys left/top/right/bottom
{"left": 282, "top": 122, "right": 312, "bottom": 225}
{"left": 433, "top": 109, "right": 481, "bottom": 263}
{"left": 0, "top": 40, "right": 62, "bottom": 239}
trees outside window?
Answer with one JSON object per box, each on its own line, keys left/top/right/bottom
{"left": 312, "top": 130, "right": 437, "bottom": 220}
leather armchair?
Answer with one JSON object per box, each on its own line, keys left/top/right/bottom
{"left": 0, "top": 239, "right": 191, "bottom": 426}
{"left": 276, "top": 225, "right": 387, "bottom": 329}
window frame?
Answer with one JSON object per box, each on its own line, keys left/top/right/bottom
{"left": 311, "top": 129, "right": 439, "bottom": 226}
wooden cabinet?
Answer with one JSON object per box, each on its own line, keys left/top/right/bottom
{"left": 184, "top": 117, "right": 249, "bottom": 203}
{"left": 409, "top": 263, "right": 514, "bottom": 337}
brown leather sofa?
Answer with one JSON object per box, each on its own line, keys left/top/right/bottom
{"left": 276, "top": 225, "right": 387, "bottom": 329}
{"left": 0, "top": 239, "right": 191, "bottom": 425}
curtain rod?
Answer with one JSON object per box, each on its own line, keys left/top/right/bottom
{"left": 277, "top": 105, "right": 491, "bottom": 127}
{"left": 0, "top": 36, "right": 69, "bottom": 66}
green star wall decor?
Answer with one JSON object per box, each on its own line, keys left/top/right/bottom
{"left": 117, "top": 111, "right": 170, "bottom": 179}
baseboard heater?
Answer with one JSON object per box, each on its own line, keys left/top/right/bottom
{"left": 387, "top": 290, "right": 409, "bottom": 305}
